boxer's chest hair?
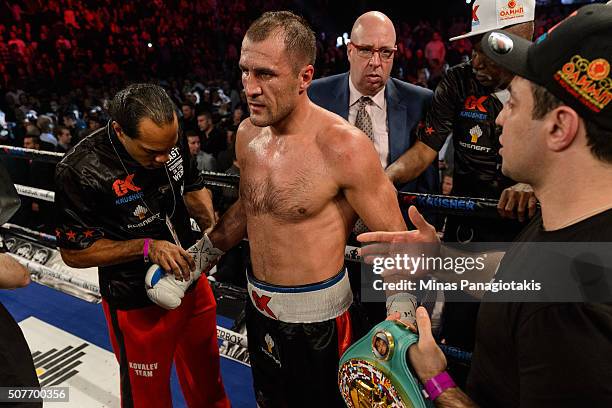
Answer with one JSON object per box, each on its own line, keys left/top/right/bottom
{"left": 241, "top": 167, "right": 318, "bottom": 222}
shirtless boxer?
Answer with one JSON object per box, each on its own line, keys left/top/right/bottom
{"left": 146, "top": 10, "right": 408, "bottom": 407}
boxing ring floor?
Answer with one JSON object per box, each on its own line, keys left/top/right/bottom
{"left": 0, "top": 146, "right": 494, "bottom": 407}
{"left": 0, "top": 282, "right": 256, "bottom": 407}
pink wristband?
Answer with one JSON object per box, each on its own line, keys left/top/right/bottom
{"left": 143, "top": 238, "right": 152, "bottom": 263}
{"left": 424, "top": 371, "right": 456, "bottom": 401}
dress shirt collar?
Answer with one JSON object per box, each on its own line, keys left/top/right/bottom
{"left": 348, "top": 75, "right": 386, "bottom": 111}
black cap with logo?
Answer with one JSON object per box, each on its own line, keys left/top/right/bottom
{"left": 481, "top": 3, "right": 612, "bottom": 131}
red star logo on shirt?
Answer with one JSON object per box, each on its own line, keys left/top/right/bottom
{"left": 66, "top": 230, "right": 77, "bottom": 240}
{"left": 83, "top": 230, "right": 94, "bottom": 238}
{"left": 425, "top": 127, "right": 435, "bottom": 135}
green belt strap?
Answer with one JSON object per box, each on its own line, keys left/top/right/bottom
{"left": 338, "top": 320, "right": 434, "bottom": 407}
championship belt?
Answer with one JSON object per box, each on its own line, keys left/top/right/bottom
{"left": 338, "top": 320, "right": 434, "bottom": 408}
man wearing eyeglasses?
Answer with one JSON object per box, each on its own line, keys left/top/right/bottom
{"left": 309, "top": 11, "right": 438, "bottom": 197}
{"left": 309, "top": 11, "right": 438, "bottom": 328}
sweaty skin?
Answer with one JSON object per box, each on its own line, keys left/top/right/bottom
{"left": 237, "top": 108, "right": 404, "bottom": 285}
{"left": 210, "top": 32, "right": 406, "bottom": 285}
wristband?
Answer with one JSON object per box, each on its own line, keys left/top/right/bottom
{"left": 424, "top": 371, "right": 456, "bottom": 400}
{"left": 143, "top": 238, "right": 152, "bottom": 263}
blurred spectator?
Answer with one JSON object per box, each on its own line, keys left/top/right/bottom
{"left": 216, "top": 144, "right": 240, "bottom": 215}
{"left": 425, "top": 31, "right": 447, "bottom": 87}
{"left": 181, "top": 101, "right": 197, "bottom": 133}
{"left": 230, "top": 106, "right": 244, "bottom": 130}
{"left": 23, "top": 133, "right": 40, "bottom": 151}
{"left": 7, "top": 32, "right": 25, "bottom": 56}
{"left": 186, "top": 130, "right": 217, "bottom": 172}
{"left": 216, "top": 130, "right": 236, "bottom": 173}
{"left": 78, "top": 106, "right": 106, "bottom": 140}
{"left": 62, "top": 111, "right": 86, "bottom": 143}
{"left": 36, "top": 115, "right": 58, "bottom": 150}
{"left": 446, "top": 38, "right": 472, "bottom": 67}
{"left": 55, "top": 126, "right": 73, "bottom": 153}
{"left": 197, "top": 111, "right": 226, "bottom": 158}
{"left": 425, "top": 31, "right": 446, "bottom": 70}
{"left": 22, "top": 133, "right": 55, "bottom": 233}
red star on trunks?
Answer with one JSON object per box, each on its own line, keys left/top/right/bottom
{"left": 251, "top": 291, "right": 277, "bottom": 319}
{"left": 83, "top": 230, "right": 94, "bottom": 238}
{"left": 425, "top": 126, "right": 435, "bottom": 135}
{"left": 66, "top": 230, "right": 77, "bottom": 240}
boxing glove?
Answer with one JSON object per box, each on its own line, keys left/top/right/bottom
{"left": 145, "top": 234, "right": 224, "bottom": 309}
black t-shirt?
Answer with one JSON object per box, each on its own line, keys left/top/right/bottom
{"left": 55, "top": 124, "right": 205, "bottom": 309}
{"left": 200, "top": 126, "right": 227, "bottom": 159}
{"left": 0, "top": 302, "right": 41, "bottom": 397}
{"left": 180, "top": 117, "right": 198, "bottom": 134}
{"left": 467, "top": 209, "right": 612, "bottom": 407}
{"left": 418, "top": 62, "right": 514, "bottom": 199}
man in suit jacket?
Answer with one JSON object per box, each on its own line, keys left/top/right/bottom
{"left": 309, "top": 11, "right": 438, "bottom": 328}
{"left": 309, "top": 11, "right": 438, "bottom": 196}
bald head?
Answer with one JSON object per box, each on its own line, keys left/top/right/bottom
{"left": 348, "top": 11, "right": 397, "bottom": 96}
{"left": 350, "top": 11, "right": 396, "bottom": 45}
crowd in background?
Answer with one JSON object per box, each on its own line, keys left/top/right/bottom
{"left": 0, "top": 0, "right": 574, "bottom": 232}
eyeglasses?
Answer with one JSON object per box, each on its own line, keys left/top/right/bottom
{"left": 350, "top": 42, "right": 397, "bottom": 60}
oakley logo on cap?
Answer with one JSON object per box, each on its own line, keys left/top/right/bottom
{"left": 488, "top": 32, "right": 514, "bottom": 55}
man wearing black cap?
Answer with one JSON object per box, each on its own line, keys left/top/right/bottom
{"left": 362, "top": 3, "right": 612, "bottom": 406}
{"left": 386, "top": 1, "right": 539, "bottom": 358}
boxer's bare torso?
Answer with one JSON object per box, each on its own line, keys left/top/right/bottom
{"left": 235, "top": 103, "right": 405, "bottom": 285}
{"left": 208, "top": 29, "right": 405, "bottom": 286}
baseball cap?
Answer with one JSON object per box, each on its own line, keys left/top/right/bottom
{"left": 481, "top": 3, "right": 612, "bottom": 131}
{"left": 450, "top": 0, "right": 535, "bottom": 41}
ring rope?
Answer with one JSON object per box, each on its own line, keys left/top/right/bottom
{"left": 2, "top": 220, "right": 360, "bottom": 263}
{"left": 11, "top": 181, "right": 509, "bottom": 220}
{"left": 1, "top": 143, "right": 517, "bottom": 219}
{"left": 8, "top": 252, "right": 102, "bottom": 295}
{"left": 6, "top": 236, "right": 472, "bottom": 365}
{"left": 14, "top": 184, "right": 55, "bottom": 202}
{"left": 2, "top": 145, "right": 484, "bottom": 367}
{"left": 2, "top": 223, "right": 57, "bottom": 244}
{"left": 0, "top": 145, "right": 64, "bottom": 163}
{"left": 7, "top": 252, "right": 250, "bottom": 350}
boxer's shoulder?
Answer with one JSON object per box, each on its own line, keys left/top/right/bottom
{"left": 237, "top": 117, "right": 256, "bottom": 133}
{"left": 317, "top": 118, "right": 373, "bottom": 162}
{"left": 235, "top": 118, "right": 261, "bottom": 157}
